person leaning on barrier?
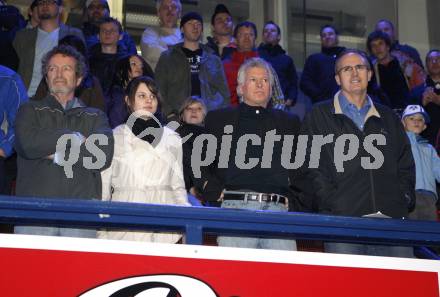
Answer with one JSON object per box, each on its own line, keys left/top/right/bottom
{"left": 14, "top": 45, "right": 114, "bottom": 238}
{"left": 202, "top": 57, "right": 301, "bottom": 251}
{"left": 295, "top": 49, "right": 416, "bottom": 257}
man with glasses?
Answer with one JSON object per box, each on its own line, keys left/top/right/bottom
{"left": 89, "top": 17, "right": 127, "bottom": 93}
{"left": 141, "top": 0, "right": 182, "bottom": 70}
{"left": 82, "top": 0, "right": 136, "bottom": 55}
{"left": 13, "top": 0, "right": 84, "bottom": 97}
{"left": 410, "top": 50, "right": 440, "bottom": 149}
{"left": 296, "top": 49, "right": 416, "bottom": 257}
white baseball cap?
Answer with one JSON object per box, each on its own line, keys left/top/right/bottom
{"left": 401, "top": 104, "right": 430, "bottom": 123}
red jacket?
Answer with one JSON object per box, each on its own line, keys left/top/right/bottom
{"left": 222, "top": 50, "right": 258, "bottom": 105}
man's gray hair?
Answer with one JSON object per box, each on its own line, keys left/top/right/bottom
{"left": 41, "top": 45, "right": 87, "bottom": 79}
{"left": 237, "top": 57, "right": 274, "bottom": 97}
{"left": 156, "top": 0, "right": 182, "bottom": 12}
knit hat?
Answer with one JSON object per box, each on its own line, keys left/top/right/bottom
{"left": 401, "top": 105, "right": 430, "bottom": 123}
{"left": 180, "top": 11, "right": 203, "bottom": 28}
{"left": 211, "top": 4, "right": 231, "bottom": 25}
{"left": 86, "top": 0, "right": 109, "bottom": 10}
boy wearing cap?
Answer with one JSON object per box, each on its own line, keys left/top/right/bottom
{"left": 155, "top": 12, "right": 229, "bottom": 120}
{"left": 402, "top": 104, "right": 440, "bottom": 221}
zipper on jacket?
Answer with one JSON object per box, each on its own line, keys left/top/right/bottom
{"left": 363, "top": 119, "right": 377, "bottom": 213}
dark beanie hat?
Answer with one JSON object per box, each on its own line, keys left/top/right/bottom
{"left": 211, "top": 4, "right": 231, "bottom": 25}
{"left": 180, "top": 12, "right": 203, "bottom": 28}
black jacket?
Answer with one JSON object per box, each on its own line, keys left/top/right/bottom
{"left": 89, "top": 44, "right": 128, "bottom": 93}
{"left": 15, "top": 95, "right": 114, "bottom": 200}
{"left": 205, "top": 36, "right": 236, "bottom": 60}
{"left": 409, "top": 77, "right": 440, "bottom": 148}
{"left": 258, "top": 43, "right": 298, "bottom": 103}
{"left": 300, "top": 46, "right": 345, "bottom": 103}
{"left": 202, "top": 103, "right": 301, "bottom": 207}
{"left": 295, "top": 93, "right": 415, "bottom": 218}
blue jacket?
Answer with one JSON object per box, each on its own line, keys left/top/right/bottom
{"left": 258, "top": 43, "right": 298, "bottom": 103}
{"left": 0, "top": 65, "right": 28, "bottom": 157}
{"left": 406, "top": 131, "right": 440, "bottom": 199}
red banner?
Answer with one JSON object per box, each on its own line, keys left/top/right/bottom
{"left": 0, "top": 234, "right": 439, "bottom": 297}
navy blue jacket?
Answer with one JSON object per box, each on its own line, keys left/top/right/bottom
{"left": 300, "top": 46, "right": 345, "bottom": 103}
{"left": 258, "top": 43, "right": 298, "bottom": 103}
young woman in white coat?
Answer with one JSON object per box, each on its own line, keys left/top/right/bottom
{"left": 98, "top": 76, "right": 189, "bottom": 243}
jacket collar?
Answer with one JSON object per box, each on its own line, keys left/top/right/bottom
{"left": 333, "top": 90, "right": 380, "bottom": 121}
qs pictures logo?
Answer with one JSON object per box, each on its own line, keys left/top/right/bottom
{"left": 79, "top": 274, "right": 218, "bottom": 297}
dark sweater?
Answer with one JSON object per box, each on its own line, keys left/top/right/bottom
{"left": 300, "top": 46, "right": 345, "bottom": 103}
{"left": 258, "top": 43, "right": 298, "bottom": 102}
{"left": 377, "top": 58, "right": 410, "bottom": 109}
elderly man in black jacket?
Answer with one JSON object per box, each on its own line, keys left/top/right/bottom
{"left": 296, "top": 49, "right": 415, "bottom": 257}
{"left": 14, "top": 45, "right": 114, "bottom": 238}
{"left": 202, "top": 57, "right": 300, "bottom": 250}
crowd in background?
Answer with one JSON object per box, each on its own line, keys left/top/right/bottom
{"left": 0, "top": 0, "right": 439, "bottom": 256}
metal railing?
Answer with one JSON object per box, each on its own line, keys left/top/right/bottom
{"left": 0, "top": 195, "right": 439, "bottom": 258}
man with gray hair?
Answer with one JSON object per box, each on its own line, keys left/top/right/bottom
{"left": 14, "top": 45, "right": 114, "bottom": 238}
{"left": 202, "top": 57, "right": 300, "bottom": 250}
{"left": 296, "top": 49, "right": 415, "bottom": 257}
{"left": 141, "top": 0, "right": 182, "bottom": 70}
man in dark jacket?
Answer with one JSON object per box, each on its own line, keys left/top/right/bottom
{"left": 367, "top": 30, "right": 411, "bottom": 110}
{"left": 14, "top": 45, "right": 114, "bottom": 237}
{"left": 202, "top": 57, "right": 300, "bottom": 250}
{"left": 89, "top": 17, "right": 128, "bottom": 93}
{"left": 82, "top": 0, "right": 136, "bottom": 55}
{"left": 410, "top": 49, "right": 440, "bottom": 150}
{"left": 300, "top": 25, "right": 345, "bottom": 103}
{"left": 296, "top": 49, "right": 415, "bottom": 257}
{"left": 205, "top": 4, "right": 236, "bottom": 59}
{"left": 375, "top": 19, "right": 423, "bottom": 68}
{"left": 258, "top": 21, "right": 298, "bottom": 108}
{"left": 155, "top": 12, "right": 229, "bottom": 119}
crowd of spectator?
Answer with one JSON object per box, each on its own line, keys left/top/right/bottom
{"left": 0, "top": 0, "right": 439, "bottom": 257}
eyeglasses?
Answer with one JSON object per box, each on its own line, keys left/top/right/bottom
{"left": 101, "top": 29, "right": 119, "bottom": 35}
{"left": 337, "top": 64, "right": 369, "bottom": 75}
{"left": 428, "top": 58, "right": 440, "bottom": 64}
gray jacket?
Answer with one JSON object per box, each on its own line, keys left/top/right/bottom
{"left": 155, "top": 43, "right": 230, "bottom": 116}
{"left": 14, "top": 94, "right": 114, "bottom": 200}
{"left": 13, "top": 23, "right": 85, "bottom": 89}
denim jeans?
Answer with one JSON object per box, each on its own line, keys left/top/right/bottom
{"left": 217, "top": 200, "right": 297, "bottom": 251}
{"left": 14, "top": 226, "right": 97, "bottom": 238}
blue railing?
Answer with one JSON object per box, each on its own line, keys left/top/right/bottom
{"left": 0, "top": 195, "right": 439, "bottom": 258}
